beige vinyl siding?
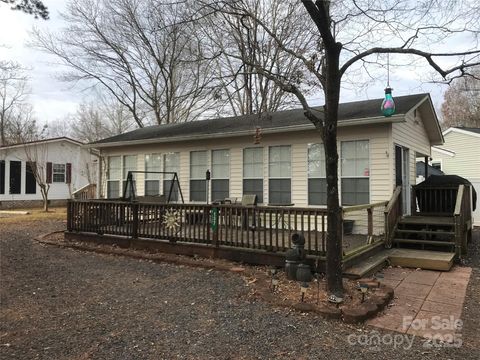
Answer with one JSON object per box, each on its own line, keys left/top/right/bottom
{"left": 230, "top": 147, "right": 243, "bottom": 198}
{"left": 432, "top": 131, "right": 480, "bottom": 179}
{"left": 392, "top": 109, "right": 431, "bottom": 188}
{"left": 98, "top": 124, "right": 392, "bottom": 235}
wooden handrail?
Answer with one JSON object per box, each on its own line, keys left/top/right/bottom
{"left": 384, "top": 186, "right": 402, "bottom": 214}
{"left": 384, "top": 186, "right": 402, "bottom": 248}
{"left": 343, "top": 200, "right": 389, "bottom": 213}
{"left": 454, "top": 184, "right": 465, "bottom": 216}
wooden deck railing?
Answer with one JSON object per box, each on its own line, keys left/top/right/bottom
{"left": 67, "top": 200, "right": 329, "bottom": 256}
{"left": 454, "top": 185, "right": 473, "bottom": 258}
{"left": 411, "top": 184, "right": 458, "bottom": 215}
{"left": 384, "top": 186, "right": 402, "bottom": 248}
{"left": 72, "top": 184, "right": 97, "bottom": 200}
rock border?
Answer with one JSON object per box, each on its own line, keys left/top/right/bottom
{"left": 35, "top": 231, "right": 393, "bottom": 324}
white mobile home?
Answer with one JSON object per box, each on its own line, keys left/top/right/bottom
{"left": 0, "top": 137, "right": 98, "bottom": 209}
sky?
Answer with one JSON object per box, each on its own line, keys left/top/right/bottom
{"left": 0, "top": 0, "right": 471, "bottom": 127}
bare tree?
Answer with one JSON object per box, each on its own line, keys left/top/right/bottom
{"left": 0, "top": 61, "right": 30, "bottom": 146}
{"left": 202, "top": 0, "right": 317, "bottom": 116}
{"left": 441, "top": 67, "right": 480, "bottom": 129}
{"left": 23, "top": 142, "right": 50, "bottom": 211}
{"left": 33, "top": 0, "right": 220, "bottom": 127}
{"left": 204, "top": 0, "right": 480, "bottom": 297}
{"left": 67, "top": 93, "right": 136, "bottom": 143}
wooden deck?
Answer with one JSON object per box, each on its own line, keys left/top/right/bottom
{"left": 97, "top": 222, "right": 372, "bottom": 253}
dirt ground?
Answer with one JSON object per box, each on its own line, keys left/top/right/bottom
{"left": 1, "top": 215, "right": 479, "bottom": 359}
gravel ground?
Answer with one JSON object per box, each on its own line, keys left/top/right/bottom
{"left": 1, "top": 219, "right": 479, "bottom": 360}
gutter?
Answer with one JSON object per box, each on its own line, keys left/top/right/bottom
{"left": 86, "top": 114, "right": 405, "bottom": 149}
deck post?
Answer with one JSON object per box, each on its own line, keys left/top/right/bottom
{"left": 210, "top": 206, "right": 219, "bottom": 247}
{"left": 424, "top": 156, "right": 429, "bottom": 179}
{"left": 132, "top": 203, "right": 139, "bottom": 239}
{"left": 367, "top": 207, "right": 373, "bottom": 241}
{"left": 67, "top": 199, "right": 73, "bottom": 232}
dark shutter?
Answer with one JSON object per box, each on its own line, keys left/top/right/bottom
{"left": 66, "top": 163, "right": 72, "bottom": 184}
{"left": 46, "top": 162, "right": 52, "bottom": 183}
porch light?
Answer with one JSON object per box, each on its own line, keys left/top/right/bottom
{"left": 381, "top": 87, "right": 396, "bottom": 117}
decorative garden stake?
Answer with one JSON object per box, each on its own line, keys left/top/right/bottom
{"left": 300, "top": 282, "right": 309, "bottom": 302}
{"left": 359, "top": 283, "right": 369, "bottom": 303}
{"left": 270, "top": 268, "right": 278, "bottom": 293}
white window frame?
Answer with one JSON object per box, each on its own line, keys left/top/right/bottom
{"left": 107, "top": 156, "right": 121, "bottom": 198}
{"left": 144, "top": 153, "right": 162, "bottom": 196}
{"left": 52, "top": 163, "right": 66, "bottom": 183}
{"left": 340, "top": 140, "right": 370, "bottom": 206}
{"left": 211, "top": 149, "right": 230, "bottom": 201}
{"left": 190, "top": 150, "right": 208, "bottom": 202}
{"left": 243, "top": 147, "right": 264, "bottom": 203}
{"left": 163, "top": 152, "right": 180, "bottom": 201}
{"left": 307, "top": 143, "right": 327, "bottom": 206}
{"left": 268, "top": 145, "right": 292, "bottom": 205}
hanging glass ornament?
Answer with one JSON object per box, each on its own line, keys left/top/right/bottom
{"left": 381, "top": 87, "right": 396, "bottom": 117}
{"left": 381, "top": 54, "right": 396, "bottom": 117}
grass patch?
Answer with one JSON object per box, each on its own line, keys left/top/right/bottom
{"left": 0, "top": 207, "right": 67, "bottom": 223}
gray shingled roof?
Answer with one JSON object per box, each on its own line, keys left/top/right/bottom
{"left": 94, "top": 93, "right": 428, "bottom": 145}
{"left": 454, "top": 127, "right": 480, "bottom": 134}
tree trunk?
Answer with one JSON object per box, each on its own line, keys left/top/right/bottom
{"left": 324, "top": 42, "right": 344, "bottom": 297}
{"left": 41, "top": 187, "right": 49, "bottom": 212}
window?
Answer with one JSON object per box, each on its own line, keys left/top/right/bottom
{"left": 9, "top": 160, "right": 21, "bottom": 194}
{"left": 164, "top": 152, "right": 180, "bottom": 202}
{"left": 107, "top": 156, "right": 121, "bottom": 198}
{"left": 243, "top": 147, "right": 263, "bottom": 203}
{"left": 123, "top": 155, "right": 137, "bottom": 197}
{"left": 269, "top": 145, "right": 291, "bottom": 204}
{"left": 53, "top": 164, "right": 66, "bottom": 183}
{"left": 341, "top": 140, "right": 369, "bottom": 205}
{"left": 144, "top": 154, "right": 161, "bottom": 196}
{"left": 190, "top": 151, "right": 207, "bottom": 202}
{"left": 211, "top": 149, "right": 229, "bottom": 201}
{"left": 308, "top": 143, "right": 327, "bottom": 205}
{"left": 25, "top": 162, "right": 37, "bottom": 194}
{"left": 0, "top": 160, "right": 5, "bottom": 194}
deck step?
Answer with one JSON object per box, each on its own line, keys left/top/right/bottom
{"left": 343, "top": 251, "right": 390, "bottom": 279}
{"left": 387, "top": 249, "right": 455, "bottom": 271}
{"left": 399, "top": 216, "right": 454, "bottom": 226}
{"left": 393, "top": 238, "right": 456, "bottom": 247}
{"left": 395, "top": 229, "right": 455, "bottom": 236}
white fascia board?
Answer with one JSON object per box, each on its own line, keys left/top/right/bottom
{"left": 431, "top": 146, "right": 456, "bottom": 157}
{"left": 88, "top": 114, "right": 405, "bottom": 149}
{"left": 443, "top": 127, "right": 480, "bottom": 138}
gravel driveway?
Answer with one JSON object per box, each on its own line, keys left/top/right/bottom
{"left": 1, "top": 219, "right": 479, "bottom": 359}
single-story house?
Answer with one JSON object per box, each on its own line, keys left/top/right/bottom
{"left": 431, "top": 127, "right": 480, "bottom": 225}
{"left": 0, "top": 137, "right": 99, "bottom": 209}
{"left": 91, "top": 93, "right": 443, "bottom": 228}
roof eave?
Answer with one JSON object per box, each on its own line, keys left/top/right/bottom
{"left": 89, "top": 114, "right": 405, "bottom": 149}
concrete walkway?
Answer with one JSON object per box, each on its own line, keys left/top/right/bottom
{"left": 367, "top": 266, "right": 472, "bottom": 341}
